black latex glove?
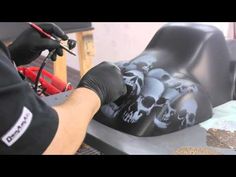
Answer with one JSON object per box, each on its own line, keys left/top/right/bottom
{"left": 78, "top": 61, "right": 127, "bottom": 105}
{"left": 8, "top": 23, "right": 68, "bottom": 66}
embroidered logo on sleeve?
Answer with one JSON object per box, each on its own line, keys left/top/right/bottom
{"left": 1, "top": 107, "right": 33, "bottom": 146}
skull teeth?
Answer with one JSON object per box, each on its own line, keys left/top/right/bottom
{"left": 123, "top": 112, "right": 133, "bottom": 123}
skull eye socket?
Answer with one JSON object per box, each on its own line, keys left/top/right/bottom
{"left": 179, "top": 109, "right": 187, "bottom": 118}
{"left": 170, "top": 110, "right": 175, "bottom": 117}
{"left": 137, "top": 78, "right": 143, "bottom": 86}
{"left": 141, "top": 96, "right": 155, "bottom": 108}
{"left": 161, "top": 74, "right": 170, "bottom": 81}
{"left": 125, "top": 72, "right": 135, "bottom": 77}
{"left": 156, "top": 97, "right": 167, "bottom": 105}
{"left": 188, "top": 113, "right": 195, "bottom": 122}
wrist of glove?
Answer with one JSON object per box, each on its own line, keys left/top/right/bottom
{"left": 8, "top": 23, "right": 68, "bottom": 66}
{"left": 78, "top": 61, "right": 127, "bottom": 105}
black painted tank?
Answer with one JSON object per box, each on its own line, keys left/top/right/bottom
{"left": 94, "top": 23, "right": 235, "bottom": 137}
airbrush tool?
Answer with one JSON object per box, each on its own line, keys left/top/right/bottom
{"left": 28, "top": 22, "right": 77, "bottom": 92}
{"left": 28, "top": 22, "right": 77, "bottom": 56}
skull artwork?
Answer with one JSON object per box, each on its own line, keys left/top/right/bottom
{"left": 149, "top": 68, "right": 199, "bottom": 129}
{"left": 101, "top": 102, "right": 121, "bottom": 119}
{"left": 115, "top": 60, "right": 129, "bottom": 69}
{"left": 154, "top": 88, "right": 179, "bottom": 129}
{"left": 147, "top": 68, "right": 181, "bottom": 88}
{"left": 115, "top": 61, "right": 136, "bottom": 72}
{"left": 100, "top": 70, "right": 144, "bottom": 119}
{"left": 122, "top": 62, "right": 139, "bottom": 71}
{"left": 122, "top": 77, "right": 165, "bottom": 123}
{"left": 123, "top": 70, "right": 145, "bottom": 96}
{"left": 130, "top": 54, "right": 157, "bottom": 73}
{"left": 177, "top": 99, "right": 198, "bottom": 128}
{"left": 154, "top": 101, "right": 178, "bottom": 129}
{"left": 147, "top": 68, "right": 171, "bottom": 80}
{"left": 154, "top": 94, "right": 198, "bottom": 129}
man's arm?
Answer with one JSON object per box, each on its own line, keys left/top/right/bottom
{"left": 43, "top": 61, "right": 127, "bottom": 154}
{"left": 0, "top": 23, "right": 127, "bottom": 154}
{"left": 43, "top": 88, "right": 100, "bottom": 155}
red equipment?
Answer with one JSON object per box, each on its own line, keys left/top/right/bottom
{"left": 18, "top": 66, "right": 73, "bottom": 96}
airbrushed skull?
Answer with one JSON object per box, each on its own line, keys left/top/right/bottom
{"left": 147, "top": 68, "right": 182, "bottom": 88}
{"left": 175, "top": 79, "right": 198, "bottom": 94}
{"left": 123, "top": 77, "right": 165, "bottom": 123}
{"left": 101, "top": 102, "right": 121, "bottom": 119}
{"left": 154, "top": 87, "right": 198, "bottom": 129}
{"left": 115, "top": 61, "right": 129, "bottom": 69}
{"left": 147, "top": 68, "right": 171, "bottom": 80}
{"left": 177, "top": 99, "right": 198, "bottom": 128}
{"left": 154, "top": 101, "right": 177, "bottom": 129}
{"left": 130, "top": 54, "right": 157, "bottom": 72}
{"left": 147, "top": 68, "right": 198, "bottom": 93}
{"left": 123, "top": 70, "right": 144, "bottom": 96}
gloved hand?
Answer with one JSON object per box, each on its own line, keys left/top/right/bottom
{"left": 78, "top": 61, "right": 127, "bottom": 105}
{"left": 8, "top": 23, "right": 68, "bottom": 66}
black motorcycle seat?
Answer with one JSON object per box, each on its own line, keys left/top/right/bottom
{"left": 94, "top": 23, "right": 234, "bottom": 137}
